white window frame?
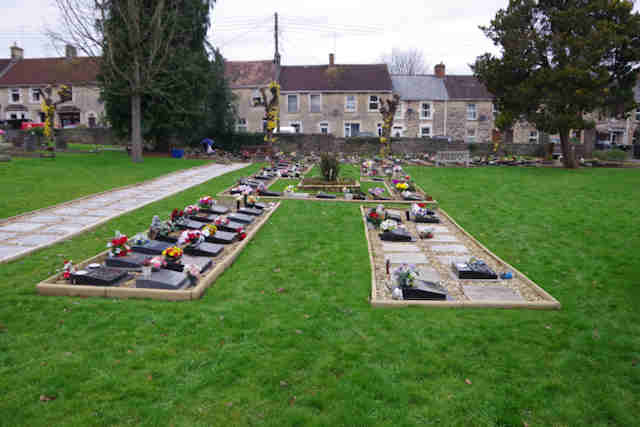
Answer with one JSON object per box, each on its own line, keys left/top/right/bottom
{"left": 236, "top": 118, "right": 248, "bottom": 133}
{"left": 420, "top": 125, "right": 432, "bottom": 138}
{"left": 309, "top": 93, "right": 322, "bottom": 113}
{"left": 30, "top": 88, "right": 42, "bottom": 104}
{"left": 420, "top": 102, "right": 432, "bottom": 120}
{"left": 319, "top": 121, "right": 329, "bottom": 135}
{"left": 635, "top": 107, "right": 640, "bottom": 121}
{"left": 368, "top": 95, "right": 379, "bottom": 112}
{"left": 344, "top": 95, "right": 357, "bottom": 112}
{"left": 343, "top": 121, "right": 361, "bottom": 138}
{"left": 467, "top": 103, "right": 477, "bottom": 121}
{"left": 396, "top": 102, "right": 404, "bottom": 119}
{"left": 9, "top": 88, "right": 21, "bottom": 104}
{"left": 529, "top": 130, "right": 539, "bottom": 143}
{"left": 392, "top": 124, "right": 405, "bottom": 138}
{"left": 287, "top": 94, "right": 299, "bottom": 113}
{"left": 289, "top": 120, "right": 302, "bottom": 133}
{"left": 467, "top": 127, "right": 477, "bottom": 143}
{"left": 493, "top": 103, "right": 499, "bottom": 120}
{"left": 376, "top": 123, "right": 383, "bottom": 137}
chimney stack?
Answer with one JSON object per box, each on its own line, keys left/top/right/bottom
{"left": 435, "top": 62, "right": 445, "bottom": 78}
{"left": 65, "top": 44, "right": 77, "bottom": 59}
{"left": 10, "top": 44, "right": 23, "bottom": 61}
{"left": 329, "top": 53, "right": 335, "bottom": 66}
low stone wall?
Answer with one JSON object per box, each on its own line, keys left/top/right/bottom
{"left": 55, "top": 128, "right": 123, "bottom": 146}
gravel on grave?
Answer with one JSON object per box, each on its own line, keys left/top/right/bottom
{"left": 367, "top": 208, "right": 547, "bottom": 303}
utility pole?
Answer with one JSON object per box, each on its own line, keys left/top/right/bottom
{"left": 274, "top": 12, "right": 281, "bottom": 65}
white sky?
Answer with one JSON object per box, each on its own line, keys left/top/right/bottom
{"left": 2, "top": 0, "right": 638, "bottom": 75}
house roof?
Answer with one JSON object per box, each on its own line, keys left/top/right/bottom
{"left": 0, "top": 57, "right": 99, "bottom": 86}
{"left": 443, "top": 75, "right": 494, "bottom": 100}
{"left": 0, "top": 59, "right": 11, "bottom": 77}
{"left": 224, "top": 60, "right": 276, "bottom": 88}
{"left": 391, "top": 75, "right": 448, "bottom": 100}
{"left": 279, "top": 64, "right": 392, "bottom": 92}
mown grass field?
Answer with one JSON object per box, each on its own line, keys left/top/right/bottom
{"left": 0, "top": 165, "right": 638, "bottom": 426}
{"left": 0, "top": 151, "right": 211, "bottom": 219}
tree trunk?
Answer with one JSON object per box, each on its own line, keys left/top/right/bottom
{"left": 559, "top": 128, "right": 577, "bottom": 168}
{"left": 130, "top": 93, "right": 143, "bottom": 163}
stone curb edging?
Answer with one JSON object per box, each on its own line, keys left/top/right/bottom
{"left": 36, "top": 202, "right": 281, "bottom": 301}
{"left": 0, "top": 163, "right": 249, "bottom": 266}
{"left": 361, "top": 204, "right": 561, "bottom": 310}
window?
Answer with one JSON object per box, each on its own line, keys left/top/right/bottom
{"left": 345, "top": 95, "right": 357, "bottom": 112}
{"left": 9, "top": 113, "right": 17, "bottom": 120}
{"left": 88, "top": 113, "right": 97, "bottom": 128}
{"left": 467, "top": 103, "right": 477, "bottom": 120}
{"left": 529, "top": 130, "right": 539, "bottom": 143}
{"left": 309, "top": 94, "right": 321, "bottom": 113}
{"left": 236, "top": 118, "right": 248, "bottom": 133}
{"left": 396, "top": 102, "right": 404, "bottom": 119}
{"left": 420, "top": 102, "right": 432, "bottom": 120}
{"left": 392, "top": 125, "right": 404, "bottom": 137}
{"left": 319, "top": 122, "right": 329, "bottom": 135}
{"left": 287, "top": 94, "right": 298, "bottom": 113}
{"left": 636, "top": 108, "right": 640, "bottom": 121}
{"left": 251, "top": 91, "right": 263, "bottom": 107}
{"left": 420, "top": 126, "right": 431, "bottom": 138}
{"left": 30, "top": 88, "right": 41, "bottom": 103}
{"left": 38, "top": 112, "right": 46, "bottom": 123}
{"left": 289, "top": 121, "right": 302, "bottom": 133}
{"left": 9, "top": 88, "right": 20, "bottom": 104}
{"left": 467, "top": 127, "right": 476, "bottom": 142}
{"left": 492, "top": 103, "right": 499, "bottom": 120}
{"left": 344, "top": 122, "right": 360, "bottom": 137}
{"left": 368, "top": 95, "right": 379, "bottom": 112}
{"left": 377, "top": 123, "right": 383, "bottom": 137}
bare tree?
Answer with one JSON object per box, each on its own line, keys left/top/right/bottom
{"left": 380, "top": 48, "right": 429, "bottom": 75}
{"left": 48, "top": 0, "right": 181, "bottom": 162}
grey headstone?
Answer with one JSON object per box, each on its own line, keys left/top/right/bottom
{"left": 185, "top": 242, "right": 223, "bottom": 257}
{"left": 206, "top": 230, "right": 236, "bottom": 244}
{"left": 136, "top": 269, "right": 190, "bottom": 290}
{"left": 181, "top": 255, "right": 213, "bottom": 273}
{"left": 105, "top": 252, "right": 150, "bottom": 269}
{"left": 463, "top": 285, "right": 524, "bottom": 302}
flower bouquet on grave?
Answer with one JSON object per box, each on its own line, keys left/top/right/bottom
{"left": 284, "top": 184, "right": 296, "bottom": 194}
{"left": 170, "top": 208, "right": 186, "bottom": 228}
{"left": 214, "top": 216, "right": 230, "bottom": 227}
{"left": 198, "top": 196, "right": 214, "bottom": 209}
{"left": 162, "top": 246, "right": 183, "bottom": 262}
{"left": 237, "top": 227, "right": 247, "bottom": 241}
{"left": 380, "top": 219, "right": 398, "bottom": 232}
{"left": 393, "top": 263, "right": 419, "bottom": 288}
{"left": 147, "top": 256, "right": 166, "bottom": 271}
{"left": 368, "top": 187, "right": 386, "bottom": 199}
{"left": 149, "top": 215, "right": 173, "bottom": 240}
{"left": 184, "top": 263, "right": 201, "bottom": 285}
{"left": 396, "top": 182, "right": 409, "bottom": 191}
{"left": 107, "top": 231, "right": 131, "bottom": 257}
{"left": 418, "top": 227, "right": 434, "bottom": 239}
{"left": 184, "top": 204, "right": 200, "bottom": 216}
{"left": 132, "top": 233, "right": 149, "bottom": 247}
{"left": 247, "top": 195, "right": 258, "bottom": 206}
{"left": 178, "top": 230, "right": 204, "bottom": 248}
{"left": 202, "top": 224, "right": 218, "bottom": 239}
{"left": 61, "top": 259, "right": 76, "bottom": 280}
{"left": 366, "top": 210, "right": 383, "bottom": 227}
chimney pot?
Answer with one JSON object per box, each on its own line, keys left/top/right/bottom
{"left": 10, "top": 44, "right": 23, "bottom": 61}
{"left": 65, "top": 44, "right": 77, "bottom": 59}
{"left": 435, "top": 62, "right": 445, "bottom": 78}
{"left": 329, "top": 53, "right": 335, "bottom": 66}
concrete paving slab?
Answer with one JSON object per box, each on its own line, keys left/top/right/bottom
{"left": 0, "top": 222, "right": 46, "bottom": 233}
{"left": 42, "top": 223, "right": 95, "bottom": 234}
{"left": 417, "top": 225, "right": 451, "bottom": 234}
{"left": 384, "top": 252, "right": 429, "bottom": 264}
{"left": 430, "top": 244, "right": 469, "bottom": 254}
{"left": 436, "top": 256, "right": 469, "bottom": 266}
{"left": 50, "top": 207, "right": 88, "bottom": 216}
{"left": 14, "top": 234, "right": 60, "bottom": 247}
{"left": 0, "top": 245, "right": 30, "bottom": 259}
{"left": 381, "top": 243, "right": 421, "bottom": 252}
{"left": 416, "top": 267, "right": 442, "bottom": 282}
{"left": 0, "top": 231, "right": 17, "bottom": 241}
{"left": 26, "top": 215, "right": 65, "bottom": 223}
{"left": 463, "top": 285, "right": 524, "bottom": 301}
{"left": 425, "top": 235, "right": 459, "bottom": 243}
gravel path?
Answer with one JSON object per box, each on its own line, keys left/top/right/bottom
{"left": 0, "top": 162, "right": 248, "bottom": 264}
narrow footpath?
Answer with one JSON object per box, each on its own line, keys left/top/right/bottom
{"left": 0, "top": 162, "right": 249, "bottom": 264}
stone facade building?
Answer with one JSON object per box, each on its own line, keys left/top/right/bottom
{"left": 0, "top": 45, "right": 104, "bottom": 127}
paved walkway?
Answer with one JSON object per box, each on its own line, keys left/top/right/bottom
{"left": 0, "top": 162, "right": 248, "bottom": 264}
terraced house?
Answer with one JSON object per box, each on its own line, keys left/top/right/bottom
{"left": 0, "top": 44, "right": 104, "bottom": 127}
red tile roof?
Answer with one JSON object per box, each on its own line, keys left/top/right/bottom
{"left": 0, "top": 59, "right": 11, "bottom": 77}
{"left": 0, "top": 57, "right": 99, "bottom": 86}
{"left": 279, "top": 64, "right": 392, "bottom": 92}
{"left": 224, "top": 60, "right": 276, "bottom": 88}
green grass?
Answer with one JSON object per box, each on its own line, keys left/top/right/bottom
{"left": 0, "top": 151, "right": 212, "bottom": 219}
{"left": 1, "top": 166, "right": 639, "bottom": 426}
{"left": 307, "top": 163, "right": 361, "bottom": 181}
{"left": 269, "top": 178, "right": 300, "bottom": 193}
{"left": 66, "top": 143, "right": 123, "bottom": 151}
{"left": 360, "top": 181, "right": 390, "bottom": 197}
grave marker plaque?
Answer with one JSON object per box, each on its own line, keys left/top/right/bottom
{"left": 380, "top": 229, "right": 414, "bottom": 242}
{"left": 131, "top": 240, "right": 172, "bottom": 255}
{"left": 205, "top": 230, "right": 237, "bottom": 244}
{"left": 184, "top": 242, "right": 224, "bottom": 257}
{"left": 401, "top": 281, "right": 448, "bottom": 300}
{"left": 71, "top": 267, "right": 130, "bottom": 287}
{"left": 238, "top": 207, "right": 262, "bottom": 216}
{"left": 228, "top": 213, "right": 254, "bottom": 224}
{"left": 136, "top": 269, "right": 190, "bottom": 290}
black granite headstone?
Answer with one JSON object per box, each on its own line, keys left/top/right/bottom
{"left": 164, "top": 254, "right": 213, "bottom": 273}
{"left": 136, "top": 269, "right": 190, "bottom": 290}
{"left": 400, "top": 281, "right": 448, "bottom": 300}
{"left": 204, "top": 205, "right": 230, "bottom": 215}
{"left": 379, "top": 229, "right": 414, "bottom": 242}
{"left": 453, "top": 260, "right": 498, "bottom": 280}
{"left": 247, "top": 202, "right": 266, "bottom": 210}
{"left": 386, "top": 212, "right": 403, "bottom": 223}
{"left": 174, "top": 219, "right": 205, "bottom": 230}
{"left": 105, "top": 252, "right": 150, "bottom": 270}
{"left": 228, "top": 213, "right": 255, "bottom": 224}
{"left": 316, "top": 192, "right": 337, "bottom": 199}
{"left": 184, "top": 242, "right": 224, "bottom": 257}
{"left": 190, "top": 213, "right": 218, "bottom": 223}
{"left": 71, "top": 267, "right": 130, "bottom": 287}
{"left": 238, "top": 207, "right": 262, "bottom": 216}
{"left": 403, "top": 194, "right": 422, "bottom": 201}
{"left": 205, "top": 230, "right": 237, "bottom": 244}
{"left": 414, "top": 215, "right": 440, "bottom": 224}
{"left": 131, "top": 240, "right": 173, "bottom": 255}
{"left": 258, "top": 189, "right": 282, "bottom": 197}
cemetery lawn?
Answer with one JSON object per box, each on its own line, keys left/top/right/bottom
{"left": 0, "top": 151, "right": 211, "bottom": 219}
{"left": 1, "top": 165, "right": 639, "bottom": 425}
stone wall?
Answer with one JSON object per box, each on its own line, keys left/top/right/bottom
{"left": 54, "top": 128, "right": 122, "bottom": 146}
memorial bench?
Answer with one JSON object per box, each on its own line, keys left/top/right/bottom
{"left": 435, "top": 150, "right": 470, "bottom": 167}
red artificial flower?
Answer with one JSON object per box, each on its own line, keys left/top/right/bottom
{"left": 369, "top": 212, "right": 379, "bottom": 219}
{"left": 238, "top": 232, "right": 247, "bottom": 240}
{"left": 63, "top": 271, "right": 71, "bottom": 279}
{"left": 418, "top": 203, "right": 426, "bottom": 208}
{"left": 236, "top": 227, "right": 244, "bottom": 233}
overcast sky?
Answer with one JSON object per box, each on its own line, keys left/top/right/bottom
{"left": 2, "top": 0, "right": 638, "bottom": 75}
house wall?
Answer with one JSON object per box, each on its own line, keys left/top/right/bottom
{"left": 0, "top": 84, "right": 104, "bottom": 126}
{"left": 232, "top": 87, "right": 269, "bottom": 133}
{"left": 279, "top": 91, "right": 392, "bottom": 136}
{"left": 445, "top": 100, "right": 495, "bottom": 142}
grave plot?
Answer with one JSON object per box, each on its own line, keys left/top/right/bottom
{"left": 36, "top": 201, "right": 281, "bottom": 301}
{"left": 361, "top": 204, "right": 561, "bottom": 309}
